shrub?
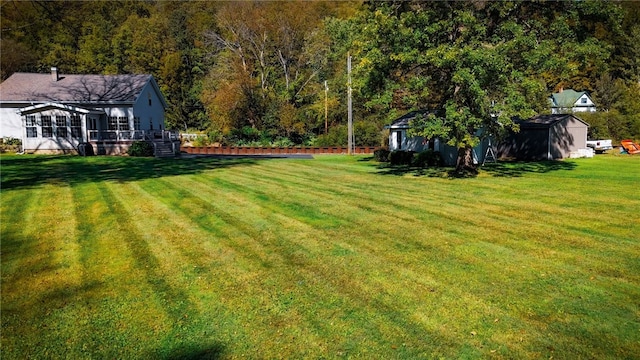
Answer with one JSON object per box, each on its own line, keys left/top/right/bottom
{"left": 413, "top": 150, "right": 443, "bottom": 167}
{"left": 127, "top": 141, "right": 154, "bottom": 157}
{"left": 192, "top": 135, "right": 212, "bottom": 147}
{"left": 273, "top": 137, "right": 295, "bottom": 147}
{"left": 1, "top": 137, "right": 22, "bottom": 146}
{"left": 389, "top": 150, "right": 415, "bottom": 165}
{"left": 0, "top": 137, "right": 21, "bottom": 153}
{"left": 373, "top": 148, "right": 390, "bottom": 162}
{"left": 316, "top": 125, "right": 348, "bottom": 147}
{"left": 315, "top": 121, "right": 385, "bottom": 147}
{"left": 354, "top": 120, "right": 385, "bottom": 147}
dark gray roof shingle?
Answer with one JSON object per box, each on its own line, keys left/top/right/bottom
{"left": 387, "top": 110, "right": 435, "bottom": 129}
{"left": 0, "top": 72, "right": 151, "bottom": 103}
{"left": 515, "top": 114, "right": 588, "bottom": 129}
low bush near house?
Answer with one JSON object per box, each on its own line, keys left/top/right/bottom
{"left": 0, "top": 137, "right": 22, "bottom": 153}
{"left": 389, "top": 150, "right": 415, "bottom": 165}
{"left": 127, "top": 141, "right": 154, "bottom": 157}
{"left": 373, "top": 148, "right": 390, "bottom": 162}
{"left": 413, "top": 150, "right": 443, "bottom": 167}
{"left": 1, "top": 137, "right": 22, "bottom": 146}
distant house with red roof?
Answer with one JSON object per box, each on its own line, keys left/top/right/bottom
{"left": 0, "top": 67, "right": 177, "bottom": 156}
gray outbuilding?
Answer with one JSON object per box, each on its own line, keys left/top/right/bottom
{"left": 385, "top": 110, "right": 491, "bottom": 166}
{"left": 495, "top": 114, "right": 589, "bottom": 160}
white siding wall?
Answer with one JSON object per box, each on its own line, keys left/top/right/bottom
{"left": 102, "top": 106, "right": 133, "bottom": 118}
{"left": 405, "top": 136, "right": 429, "bottom": 152}
{"left": 99, "top": 106, "right": 134, "bottom": 131}
{"left": 133, "top": 81, "right": 166, "bottom": 131}
{"left": 572, "top": 95, "right": 596, "bottom": 112}
{"left": 389, "top": 130, "right": 402, "bottom": 150}
{"left": 21, "top": 109, "right": 83, "bottom": 152}
{"left": 387, "top": 127, "right": 491, "bottom": 166}
{"left": 0, "top": 106, "right": 23, "bottom": 139}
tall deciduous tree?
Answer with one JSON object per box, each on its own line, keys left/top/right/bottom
{"left": 201, "top": 1, "right": 346, "bottom": 142}
{"left": 353, "top": 2, "right": 545, "bottom": 173}
{"left": 354, "top": 1, "right": 620, "bottom": 173}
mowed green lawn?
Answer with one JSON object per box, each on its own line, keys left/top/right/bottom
{"left": 1, "top": 153, "right": 639, "bottom": 359}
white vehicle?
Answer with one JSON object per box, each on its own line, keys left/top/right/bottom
{"left": 586, "top": 139, "right": 613, "bottom": 153}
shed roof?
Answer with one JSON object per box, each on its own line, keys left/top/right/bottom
{"left": 0, "top": 72, "right": 153, "bottom": 104}
{"left": 516, "top": 114, "right": 589, "bottom": 129}
{"left": 386, "top": 110, "right": 435, "bottom": 129}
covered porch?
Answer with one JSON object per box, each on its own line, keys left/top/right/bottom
{"left": 17, "top": 102, "right": 179, "bottom": 156}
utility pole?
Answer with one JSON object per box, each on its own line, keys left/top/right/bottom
{"left": 347, "top": 53, "right": 353, "bottom": 155}
{"left": 324, "top": 80, "right": 328, "bottom": 135}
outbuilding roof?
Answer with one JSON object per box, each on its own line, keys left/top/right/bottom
{"left": 385, "top": 110, "right": 435, "bottom": 129}
{"left": 515, "top": 114, "right": 589, "bottom": 129}
{"left": 0, "top": 72, "right": 154, "bottom": 104}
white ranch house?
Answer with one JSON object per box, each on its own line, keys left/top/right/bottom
{"left": 0, "top": 68, "right": 178, "bottom": 156}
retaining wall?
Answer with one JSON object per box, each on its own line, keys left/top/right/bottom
{"left": 181, "top": 146, "right": 378, "bottom": 155}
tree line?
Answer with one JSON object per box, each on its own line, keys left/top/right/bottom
{"left": 2, "top": 1, "right": 639, "bottom": 155}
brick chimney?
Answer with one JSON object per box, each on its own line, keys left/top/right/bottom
{"left": 51, "top": 67, "right": 59, "bottom": 82}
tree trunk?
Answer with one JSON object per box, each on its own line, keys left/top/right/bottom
{"left": 456, "top": 146, "right": 478, "bottom": 175}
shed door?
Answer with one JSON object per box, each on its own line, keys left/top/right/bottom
{"left": 396, "top": 131, "right": 402, "bottom": 150}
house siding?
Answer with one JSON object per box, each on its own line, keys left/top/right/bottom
{"left": 387, "top": 129, "right": 487, "bottom": 166}
{"left": 133, "top": 80, "right": 166, "bottom": 131}
{"left": 496, "top": 115, "right": 588, "bottom": 160}
{"left": 497, "top": 128, "right": 550, "bottom": 160}
{"left": 0, "top": 105, "right": 24, "bottom": 139}
{"left": 21, "top": 108, "right": 86, "bottom": 152}
{"left": 550, "top": 116, "right": 588, "bottom": 158}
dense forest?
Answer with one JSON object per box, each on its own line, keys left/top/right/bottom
{"left": 2, "top": 0, "right": 639, "bottom": 149}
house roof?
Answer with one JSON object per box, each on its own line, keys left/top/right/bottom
{"left": 516, "top": 114, "right": 589, "bottom": 129}
{"left": 386, "top": 110, "right": 435, "bottom": 129}
{"left": 550, "top": 89, "right": 590, "bottom": 108}
{"left": 0, "top": 72, "right": 154, "bottom": 104}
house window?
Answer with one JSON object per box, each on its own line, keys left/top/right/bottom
{"left": 55, "top": 116, "right": 68, "bottom": 138}
{"left": 148, "top": 93, "right": 152, "bottom": 106}
{"left": 55, "top": 116, "right": 66, "bottom": 127}
{"left": 118, "top": 117, "right": 129, "bottom": 131}
{"left": 41, "top": 116, "right": 53, "bottom": 137}
{"left": 56, "top": 126, "right": 68, "bottom": 138}
{"left": 108, "top": 117, "right": 118, "bottom": 130}
{"left": 581, "top": 97, "right": 587, "bottom": 104}
{"left": 26, "top": 116, "right": 37, "bottom": 138}
{"left": 133, "top": 117, "right": 141, "bottom": 130}
{"left": 70, "top": 115, "right": 82, "bottom": 138}
{"left": 396, "top": 131, "right": 402, "bottom": 149}
{"left": 87, "top": 118, "right": 97, "bottom": 130}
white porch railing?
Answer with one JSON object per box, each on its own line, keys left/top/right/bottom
{"left": 88, "top": 130, "right": 179, "bottom": 142}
